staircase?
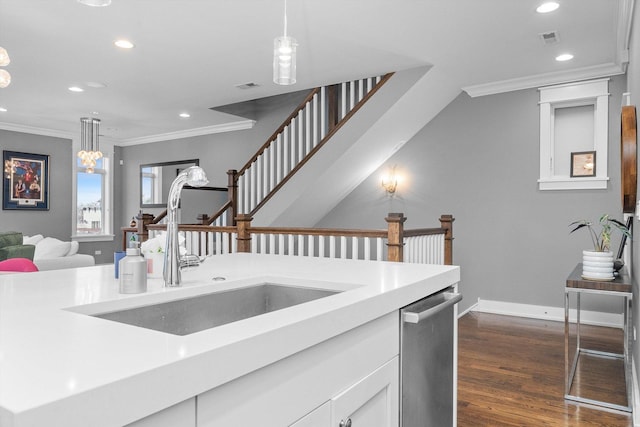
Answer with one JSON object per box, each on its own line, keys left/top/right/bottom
{"left": 203, "top": 64, "right": 461, "bottom": 228}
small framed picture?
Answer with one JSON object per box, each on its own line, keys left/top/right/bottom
{"left": 3, "top": 150, "right": 50, "bottom": 210}
{"left": 570, "top": 151, "right": 596, "bottom": 178}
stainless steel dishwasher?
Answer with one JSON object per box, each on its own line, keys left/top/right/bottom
{"left": 400, "top": 286, "right": 462, "bottom": 427}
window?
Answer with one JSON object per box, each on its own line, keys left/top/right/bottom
{"left": 73, "top": 140, "right": 113, "bottom": 241}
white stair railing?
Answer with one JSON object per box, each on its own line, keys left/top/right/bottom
{"left": 235, "top": 74, "right": 391, "bottom": 217}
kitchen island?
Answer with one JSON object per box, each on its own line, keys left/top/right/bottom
{"left": 0, "top": 253, "right": 460, "bottom": 427}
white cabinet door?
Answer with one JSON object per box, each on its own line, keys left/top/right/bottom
{"left": 125, "top": 398, "right": 196, "bottom": 427}
{"left": 331, "top": 357, "right": 399, "bottom": 427}
{"left": 290, "top": 401, "right": 331, "bottom": 427}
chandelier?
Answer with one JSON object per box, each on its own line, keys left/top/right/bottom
{"left": 273, "top": 0, "right": 297, "bottom": 85}
{"left": 78, "top": 117, "right": 103, "bottom": 173}
{"left": 0, "top": 46, "right": 11, "bottom": 88}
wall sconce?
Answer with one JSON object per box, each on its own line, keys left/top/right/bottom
{"left": 381, "top": 166, "right": 400, "bottom": 196}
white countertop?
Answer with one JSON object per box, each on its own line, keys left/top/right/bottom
{"left": 0, "top": 253, "right": 460, "bottom": 427}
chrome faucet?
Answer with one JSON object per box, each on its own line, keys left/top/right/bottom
{"left": 164, "top": 166, "right": 209, "bottom": 287}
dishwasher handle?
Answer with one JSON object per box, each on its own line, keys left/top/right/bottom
{"left": 402, "top": 292, "right": 462, "bottom": 324}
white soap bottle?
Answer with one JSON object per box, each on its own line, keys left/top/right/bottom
{"left": 119, "top": 243, "right": 147, "bottom": 294}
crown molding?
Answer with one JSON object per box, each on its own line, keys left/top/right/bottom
{"left": 616, "top": 0, "right": 635, "bottom": 68}
{"left": 464, "top": 0, "right": 634, "bottom": 98}
{"left": 462, "top": 63, "right": 625, "bottom": 98}
{"left": 116, "top": 120, "right": 256, "bottom": 147}
{"left": 0, "top": 122, "right": 73, "bottom": 139}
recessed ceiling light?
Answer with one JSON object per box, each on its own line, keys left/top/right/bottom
{"left": 179, "top": 113, "right": 191, "bottom": 118}
{"left": 86, "top": 81, "right": 107, "bottom": 88}
{"left": 114, "top": 39, "right": 135, "bottom": 49}
{"left": 0, "top": 107, "right": 7, "bottom": 112}
{"left": 536, "top": 2, "right": 559, "bottom": 13}
{"left": 68, "top": 86, "right": 84, "bottom": 92}
{"left": 555, "top": 53, "right": 574, "bottom": 62}
{"left": 78, "top": 0, "right": 112, "bottom": 6}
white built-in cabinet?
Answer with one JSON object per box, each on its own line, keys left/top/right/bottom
{"left": 126, "top": 312, "right": 399, "bottom": 427}
{"left": 291, "top": 357, "right": 398, "bottom": 427}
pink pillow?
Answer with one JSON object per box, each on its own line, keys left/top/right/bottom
{"left": 0, "top": 258, "right": 39, "bottom": 272}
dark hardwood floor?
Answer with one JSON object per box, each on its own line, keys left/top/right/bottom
{"left": 457, "top": 312, "right": 633, "bottom": 426}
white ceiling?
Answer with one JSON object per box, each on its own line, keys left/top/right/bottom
{"left": 0, "top": 0, "right": 631, "bottom": 143}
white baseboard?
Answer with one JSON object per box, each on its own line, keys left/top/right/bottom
{"left": 458, "top": 301, "right": 478, "bottom": 318}
{"left": 472, "top": 299, "right": 623, "bottom": 328}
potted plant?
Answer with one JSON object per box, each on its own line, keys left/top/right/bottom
{"left": 569, "top": 214, "right": 631, "bottom": 280}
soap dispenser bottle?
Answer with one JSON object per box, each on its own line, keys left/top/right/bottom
{"left": 119, "top": 242, "right": 147, "bottom": 294}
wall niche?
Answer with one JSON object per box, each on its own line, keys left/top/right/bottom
{"left": 538, "top": 79, "right": 609, "bottom": 190}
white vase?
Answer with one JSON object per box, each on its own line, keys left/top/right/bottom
{"left": 582, "top": 250, "right": 614, "bottom": 280}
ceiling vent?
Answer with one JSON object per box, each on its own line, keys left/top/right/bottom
{"left": 235, "top": 82, "right": 260, "bottom": 90}
{"left": 539, "top": 31, "right": 559, "bottom": 45}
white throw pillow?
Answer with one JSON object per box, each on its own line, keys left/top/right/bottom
{"left": 23, "top": 234, "right": 44, "bottom": 245}
{"left": 67, "top": 241, "right": 79, "bottom": 256}
{"left": 33, "top": 237, "right": 71, "bottom": 260}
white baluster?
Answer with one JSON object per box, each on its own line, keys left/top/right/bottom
{"left": 268, "top": 143, "right": 275, "bottom": 192}
{"left": 268, "top": 234, "right": 275, "bottom": 254}
{"left": 341, "top": 82, "right": 347, "bottom": 119}
{"left": 298, "top": 113, "right": 304, "bottom": 161}
{"left": 320, "top": 86, "right": 326, "bottom": 139}
{"left": 291, "top": 119, "right": 297, "bottom": 169}
{"left": 364, "top": 237, "right": 371, "bottom": 261}
{"left": 256, "top": 155, "right": 262, "bottom": 205}
{"left": 376, "top": 238, "right": 383, "bottom": 261}
{"left": 231, "top": 233, "right": 238, "bottom": 253}
{"left": 358, "top": 79, "right": 364, "bottom": 102}
{"left": 319, "top": 235, "right": 325, "bottom": 258}
{"left": 308, "top": 235, "right": 315, "bottom": 257}
{"left": 278, "top": 234, "right": 285, "bottom": 256}
{"left": 351, "top": 236, "right": 358, "bottom": 259}
{"left": 313, "top": 93, "right": 319, "bottom": 146}
{"left": 339, "top": 236, "right": 347, "bottom": 259}
{"left": 288, "top": 235, "right": 294, "bottom": 256}
{"left": 305, "top": 102, "right": 311, "bottom": 154}
{"left": 276, "top": 134, "right": 283, "bottom": 184}
{"left": 329, "top": 236, "right": 336, "bottom": 258}
{"left": 283, "top": 126, "right": 289, "bottom": 175}
{"left": 349, "top": 81, "right": 356, "bottom": 111}
{"left": 297, "top": 235, "right": 304, "bottom": 256}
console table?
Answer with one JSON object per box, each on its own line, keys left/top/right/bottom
{"left": 564, "top": 264, "right": 632, "bottom": 412}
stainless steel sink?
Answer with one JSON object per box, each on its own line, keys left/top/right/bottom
{"left": 93, "top": 284, "right": 340, "bottom": 335}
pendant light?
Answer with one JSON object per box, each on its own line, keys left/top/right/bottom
{"left": 273, "top": 0, "right": 297, "bottom": 85}
{"left": 78, "top": 117, "right": 103, "bottom": 174}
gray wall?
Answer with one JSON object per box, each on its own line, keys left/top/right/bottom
{"left": 0, "top": 129, "right": 119, "bottom": 262}
{"left": 627, "top": 0, "right": 640, "bottom": 403}
{"left": 317, "top": 74, "right": 628, "bottom": 315}
{"left": 117, "top": 93, "right": 306, "bottom": 246}
{"left": 0, "top": 130, "right": 73, "bottom": 239}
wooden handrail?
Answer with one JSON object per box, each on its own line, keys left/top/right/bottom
{"left": 204, "top": 200, "right": 233, "bottom": 225}
{"left": 404, "top": 228, "right": 447, "bottom": 237}
{"left": 248, "top": 73, "right": 395, "bottom": 217}
{"left": 247, "top": 226, "right": 387, "bottom": 239}
{"left": 124, "top": 212, "right": 454, "bottom": 265}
